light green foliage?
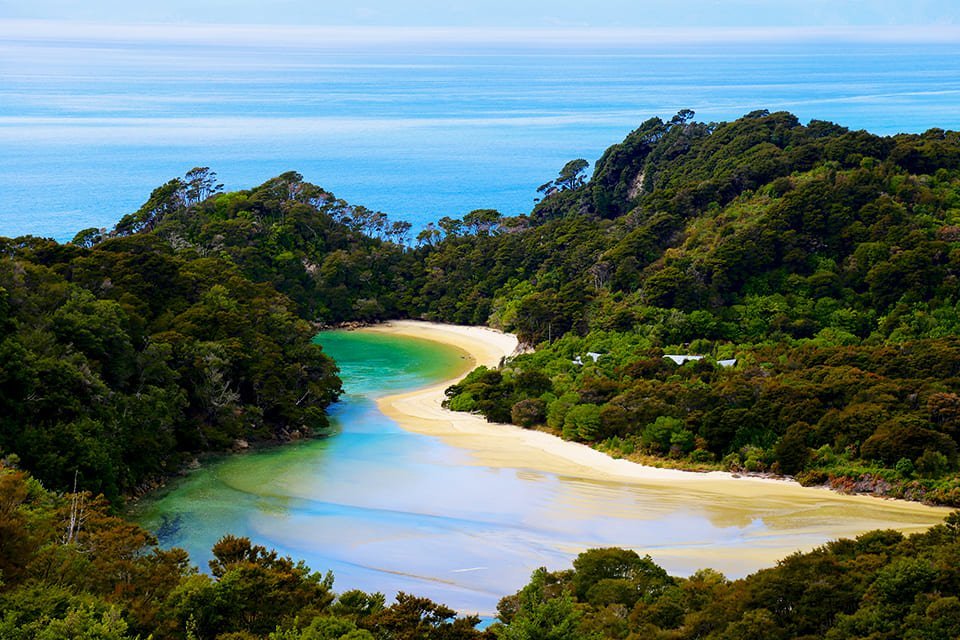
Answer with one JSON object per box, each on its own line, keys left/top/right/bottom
{"left": 563, "top": 404, "right": 602, "bottom": 441}
{"left": 268, "top": 616, "right": 375, "bottom": 639}
{"left": 548, "top": 393, "right": 580, "bottom": 434}
{"left": 640, "top": 416, "right": 686, "bottom": 455}
{"left": 448, "top": 393, "right": 477, "bottom": 412}
{"left": 0, "top": 605, "right": 133, "bottom": 640}
{"left": 495, "top": 569, "right": 596, "bottom": 640}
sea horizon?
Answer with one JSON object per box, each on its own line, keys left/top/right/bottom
{"left": 3, "top": 23, "right": 960, "bottom": 241}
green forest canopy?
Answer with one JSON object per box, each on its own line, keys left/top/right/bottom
{"left": 2, "top": 109, "right": 960, "bottom": 638}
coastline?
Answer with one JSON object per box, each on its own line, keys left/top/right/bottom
{"left": 364, "top": 320, "right": 948, "bottom": 519}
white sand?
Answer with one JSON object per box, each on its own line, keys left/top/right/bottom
{"left": 363, "top": 320, "right": 947, "bottom": 520}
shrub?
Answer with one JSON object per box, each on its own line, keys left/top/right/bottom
{"left": 511, "top": 398, "right": 547, "bottom": 428}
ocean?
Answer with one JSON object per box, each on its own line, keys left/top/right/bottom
{"left": 2, "top": 28, "right": 960, "bottom": 241}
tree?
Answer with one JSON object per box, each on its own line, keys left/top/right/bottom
{"left": 113, "top": 178, "right": 185, "bottom": 236}
{"left": 188, "top": 535, "right": 336, "bottom": 636}
{"left": 417, "top": 224, "right": 443, "bottom": 247}
{"left": 571, "top": 548, "right": 671, "bottom": 601}
{"left": 184, "top": 167, "right": 224, "bottom": 205}
{"left": 463, "top": 209, "right": 502, "bottom": 236}
{"left": 511, "top": 398, "right": 547, "bottom": 428}
{"left": 437, "top": 216, "right": 464, "bottom": 238}
{"left": 70, "top": 227, "right": 105, "bottom": 248}
{"left": 387, "top": 220, "right": 413, "bottom": 246}
{"left": 555, "top": 159, "right": 589, "bottom": 191}
{"left": 364, "top": 592, "right": 487, "bottom": 639}
{"left": 641, "top": 416, "right": 686, "bottom": 454}
{"left": 496, "top": 569, "right": 594, "bottom": 640}
{"left": 563, "top": 404, "right": 602, "bottom": 441}
{"left": 670, "top": 108, "right": 695, "bottom": 126}
{"left": 773, "top": 422, "right": 813, "bottom": 475}
{"left": 536, "top": 159, "right": 589, "bottom": 199}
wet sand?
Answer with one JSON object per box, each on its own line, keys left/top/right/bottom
{"left": 138, "top": 323, "right": 950, "bottom": 615}
{"left": 366, "top": 320, "right": 947, "bottom": 535}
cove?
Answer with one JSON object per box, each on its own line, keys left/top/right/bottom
{"left": 136, "top": 327, "right": 947, "bottom": 615}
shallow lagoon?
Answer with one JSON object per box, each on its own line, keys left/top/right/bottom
{"left": 136, "top": 330, "right": 946, "bottom": 614}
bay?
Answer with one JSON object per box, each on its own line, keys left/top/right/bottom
{"left": 3, "top": 33, "right": 960, "bottom": 241}
{"left": 134, "top": 329, "right": 946, "bottom": 615}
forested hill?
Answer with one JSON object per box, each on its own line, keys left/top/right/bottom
{"left": 428, "top": 110, "right": 960, "bottom": 505}
{"left": 3, "top": 111, "right": 960, "bottom": 638}
{"left": 0, "top": 223, "right": 342, "bottom": 503}
{"left": 413, "top": 109, "right": 960, "bottom": 337}
{"left": 4, "top": 109, "right": 960, "bottom": 505}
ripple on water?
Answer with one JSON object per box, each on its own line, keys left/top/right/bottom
{"left": 134, "top": 329, "right": 947, "bottom": 615}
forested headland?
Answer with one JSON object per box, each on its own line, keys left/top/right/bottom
{"left": 3, "top": 109, "right": 960, "bottom": 638}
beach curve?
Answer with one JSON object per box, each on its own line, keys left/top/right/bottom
{"left": 363, "top": 320, "right": 948, "bottom": 524}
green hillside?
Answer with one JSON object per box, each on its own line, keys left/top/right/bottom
{"left": 426, "top": 111, "right": 960, "bottom": 505}
{"left": 3, "top": 110, "right": 960, "bottom": 639}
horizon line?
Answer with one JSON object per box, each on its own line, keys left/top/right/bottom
{"left": 3, "top": 20, "right": 960, "bottom": 47}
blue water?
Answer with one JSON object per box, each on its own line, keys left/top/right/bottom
{"left": 133, "top": 329, "right": 946, "bottom": 615}
{"left": 2, "top": 33, "right": 960, "bottom": 241}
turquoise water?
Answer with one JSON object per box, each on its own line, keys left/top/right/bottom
{"left": 135, "top": 330, "right": 945, "bottom": 614}
{"left": 3, "top": 35, "right": 960, "bottom": 240}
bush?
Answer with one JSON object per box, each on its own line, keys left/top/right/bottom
{"left": 547, "top": 393, "right": 579, "bottom": 431}
{"left": 641, "top": 416, "right": 686, "bottom": 454}
{"left": 511, "top": 398, "right": 547, "bottom": 428}
{"left": 689, "top": 448, "right": 714, "bottom": 463}
{"left": 722, "top": 452, "right": 742, "bottom": 472}
{"left": 916, "top": 450, "right": 950, "bottom": 479}
{"left": 564, "top": 404, "right": 602, "bottom": 441}
{"left": 895, "top": 457, "right": 915, "bottom": 479}
{"left": 448, "top": 393, "right": 476, "bottom": 412}
{"left": 796, "top": 469, "right": 829, "bottom": 486}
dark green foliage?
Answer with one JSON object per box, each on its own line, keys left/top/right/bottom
{"left": 430, "top": 111, "right": 960, "bottom": 504}
{"left": 9, "top": 109, "right": 960, "bottom": 638}
{"left": 0, "top": 195, "right": 342, "bottom": 502}
{"left": 495, "top": 518, "right": 960, "bottom": 639}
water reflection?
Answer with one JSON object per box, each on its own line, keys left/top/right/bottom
{"left": 136, "top": 331, "right": 946, "bottom": 614}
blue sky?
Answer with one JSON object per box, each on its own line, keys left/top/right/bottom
{"left": 1, "top": 0, "right": 958, "bottom": 28}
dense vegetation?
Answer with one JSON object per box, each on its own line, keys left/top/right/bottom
{"left": 4, "top": 109, "right": 960, "bottom": 637}
{"left": 430, "top": 111, "right": 960, "bottom": 505}
{"left": 8, "top": 110, "right": 960, "bottom": 504}
{"left": 0, "top": 228, "right": 340, "bottom": 504}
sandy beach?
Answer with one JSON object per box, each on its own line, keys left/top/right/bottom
{"left": 363, "top": 320, "right": 949, "bottom": 535}
{"left": 363, "top": 321, "right": 948, "bottom": 523}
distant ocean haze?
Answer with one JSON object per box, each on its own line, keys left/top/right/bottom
{"left": 2, "top": 31, "right": 960, "bottom": 240}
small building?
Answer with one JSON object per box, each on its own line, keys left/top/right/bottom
{"left": 573, "top": 352, "right": 603, "bottom": 366}
{"left": 718, "top": 358, "right": 738, "bottom": 368}
{"left": 664, "top": 354, "right": 704, "bottom": 366}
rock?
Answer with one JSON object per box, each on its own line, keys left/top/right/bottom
{"left": 233, "top": 438, "right": 249, "bottom": 451}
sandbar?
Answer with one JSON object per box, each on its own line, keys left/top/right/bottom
{"left": 363, "top": 321, "right": 947, "bottom": 535}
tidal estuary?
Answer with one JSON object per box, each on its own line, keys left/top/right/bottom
{"left": 136, "top": 327, "right": 947, "bottom": 614}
